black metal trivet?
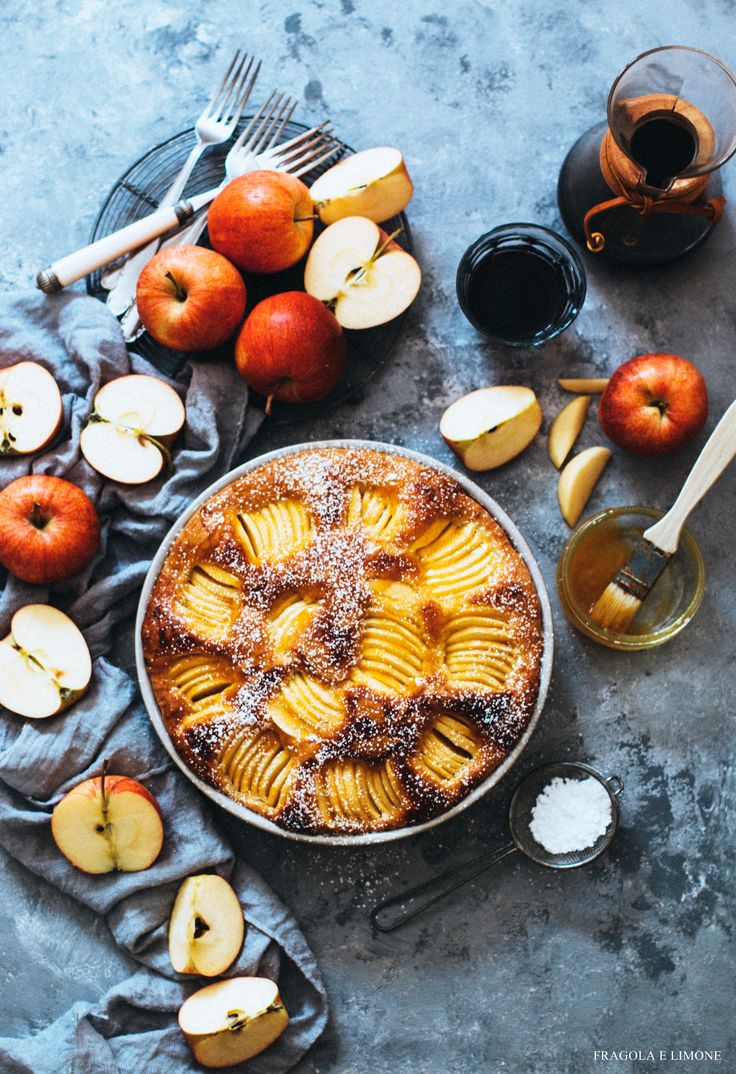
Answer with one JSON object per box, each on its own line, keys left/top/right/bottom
{"left": 86, "top": 116, "right": 413, "bottom": 425}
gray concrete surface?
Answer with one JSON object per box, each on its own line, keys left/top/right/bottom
{"left": 1, "top": 2, "right": 734, "bottom": 1072}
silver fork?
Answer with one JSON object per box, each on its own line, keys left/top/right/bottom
{"left": 105, "top": 51, "right": 260, "bottom": 313}
{"left": 37, "top": 102, "right": 340, "bottom": 294}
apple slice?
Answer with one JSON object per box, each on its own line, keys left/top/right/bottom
{"left": 440, "top": 386, "right": 543, "bottom": 471}
{"left": 80, "top": 374, "right": 185, "bottom": 484}
{"left": 179, "top": 977, "right": 289, "bottom": 1069}
{"left": 558, "top": 446, "right": 612, "bottom": 527}
{"left": 169, "top": 874, "right": 244, "bottom": 977}
{"left": 0, "top": 604, "right": 91, "bottom": 719}
{"left": 304, "top": 216, "right": 421, "bottom": 329}
{"left": 548, "top": 395, "right": 591, "bottom": 469}
{"left": 0, "top": 361, "right": 63, "bottom": 456}
{"left": 309, "top": 147, "right": 414, "bottom": 224}
{"left": 558, "top": 378, "right": 609, "bottom": 393}
{"left": 51, "top": 766, "right": 164, "bottom": 873}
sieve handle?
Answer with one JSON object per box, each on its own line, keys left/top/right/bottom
{"left": 370, "top": 842, "right": 518, "bottom": 932}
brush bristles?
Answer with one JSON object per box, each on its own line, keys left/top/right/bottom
{"left": 590, "top": 581, "right": 642, "bottom": 632}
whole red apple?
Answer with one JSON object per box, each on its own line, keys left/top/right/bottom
{"left": 0, "top": 474, "right": 100, "bottom": 583}
{"left": 235, "top": 292, "right": 347, "bottom": 412}
{"left": 136, "top": 245, "right": 246, "bottom": 351}
{"left": 598, "top": 353, "right": 708, "bottom": 455}
{"left": 208, "top": 170, "right": 314, "bottom": 274}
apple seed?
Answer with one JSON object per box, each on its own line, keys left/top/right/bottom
{"left": 193, "top": 915, "right": 210, "bottom": 939}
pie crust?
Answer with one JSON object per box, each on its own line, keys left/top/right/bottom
{"left": 141, "top": 447, "right": 544, "bottom": 835}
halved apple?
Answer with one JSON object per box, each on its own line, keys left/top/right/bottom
{"left": 80, "top": 374, "right": 185, "bottom": 484}
{"left": 558, "top": 377, "right": 609, "bottom": 393}
{"left": 548, "top": 395, "right": 591, "bottom": 469}
{"left": 440, "top": 386, "right": 543, "bottom": 471}
{"left": 179, "top": 976, "right": 289, "bottom": 1069}
{"left": 304, "top": 216, "right": 421, "bottom": 329}
{"left": 0, "top": 604, "right": 91, "bottom": 719}
{"left": 309, "top": 146, "right": 414, "bottom": 224}
{"left": 169, "top": 874, "right": 245, "bottom": 977}
{"left": 51, "top": 766, "right": 164, "bottom": 874}
{"left": 0, "top": 361, "right": 62, "bottom": 456}
{"left": 558, "top": 446, "right": 612, "bottom": 527}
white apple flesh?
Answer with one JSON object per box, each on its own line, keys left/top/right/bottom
{"left": 309, "top": 146, "right": 414, "bottom": 224}
{"left": 80, "top": 374, "right": 185, "bottom": 484}
{"left": 168, "top": 874, "right": 245, "bottom": 976}
{"left": 0, "top": 361, "right": 62, "bottom": 456}
{"left": 304, "top": 216, "right": 421, "bottom": 329}
{"left": 440, "top": 386, "right": 543, "bottom": 471}
{"left": 558, "top": 446, "right": 612, "bottom": 526}
{"left": 0, "top": 604, "right": 91, "bottom": 719}
{"left": 558, "top": 377, "right": 609, "bottom": 394}
{"left": 51, "top": 769, "right": 164, "bottom": 874}
{"left": 548, "top": 394, "right": 591, "bottom": 469}
{"left": 179, "top": 977, "right": 289, "bottom": 1069}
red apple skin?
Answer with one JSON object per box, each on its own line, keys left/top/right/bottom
{"left": 56, "top": 773, "right": 162, "bottom": 813}
{"left": 235, "top": 292, "right": 347, "bottom": 409}
{"left": 208, "top": 170, "right": 314, "bottom": 275}
{"left": 0, "top": 475, "right": 100, "bottom": 583}
{"left": 136, "top": 245, "right": 247, "bottom": 352}
{"left": 598, "top": 353, "right": 708, "bottom": 455}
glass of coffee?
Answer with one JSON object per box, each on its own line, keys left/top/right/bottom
{"left": 456, "top": 223, "right": 586, "bottom": 347}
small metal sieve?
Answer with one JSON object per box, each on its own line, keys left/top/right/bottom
{"left": 370, "top": 762, "right": 623, "bottom": 932}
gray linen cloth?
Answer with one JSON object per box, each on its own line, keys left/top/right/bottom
{"left": 0, "top": 292, "right": 328, "bottom": 1073}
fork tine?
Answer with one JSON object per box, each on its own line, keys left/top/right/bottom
{"left": 265, "top": 127, "right": 335, "bottom": 167}
{"left": 289, "top": 141, "right": 343, "bottom": 178}
{"left": 269, "top": 96, "right": 298, "bottom": 145}
{"left": 260, "top": 95, "right": 296, "bottom": 149}
{"left": 228, "top": 93, "right": 273, "bottom": 154}
{"left": 249, "top": 93, "right": 290, "bottom": 155}
{"left": 261, "top": 121, "right": 331, "bottom": 157}
{"left": 203, "top": 51, "right": 241, "bottom": 117}
{"left": 206, "top": 51, "right": 245, "bottom": 120}
{"left": 217, "top": 53, "right": 256, "bottom": 123}
{"left": 232, "top": 57, "right": 261, "bottom": 122}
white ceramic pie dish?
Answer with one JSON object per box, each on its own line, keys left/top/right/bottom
{"left": 135, "top": 439, "right": 554, "bottom": 846}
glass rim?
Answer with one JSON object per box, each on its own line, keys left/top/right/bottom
{"left": 557, "top": 505, "right": 706, "bottom": 650}
{"left": 456, "top": 222, "right": 587, "bottom": 347}
{"left": 606, "top": 45, "right": 736, "bottom": 176}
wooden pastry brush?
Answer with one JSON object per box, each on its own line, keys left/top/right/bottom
{"left": 590, "top": 399, "right": 736, "bottom": 632}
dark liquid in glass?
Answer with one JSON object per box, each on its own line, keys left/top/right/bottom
{"left": 629, "top": 117, "right": 698, "bottom": 189}
{"left": 465, "top": 249, "right": 567, "bottom": 342}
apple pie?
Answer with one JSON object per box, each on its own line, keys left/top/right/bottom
{"left": 141, "top": 447, "right": 544, "bottom": 836}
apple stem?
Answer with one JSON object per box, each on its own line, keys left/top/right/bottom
{"left": 29, "top": 500, "right": 49, "bottom": 530}
{"left": 294, "top": 214, "right": 318, "bottom": 222}
{"left": 227, "top": 1009, "right": 250, "bottom": 1033}
{"left": 374, "top": 226, "right": 403, "bottom": 260}
{"left": 140, "top": 432, "right": 174, "bottom": 473}
{"left": 87, "top": 413, "right": 174, "bottom": 473}
{"left": 264, "top": 384, "right": 285, "bottom": 416}
{"left": 164, "top": 271, "right": 188, "bottom": 303}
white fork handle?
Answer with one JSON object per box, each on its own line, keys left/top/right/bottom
{"left": 105, "top": 143, "right": 207, "bottom": 314}
{"left": 643, "top": 399, "right": 736, "bottom": 553}
{"left": 36, "top": 188, "right": 217, "bottom": 292}
{"left": 119, "top": 175, "right": 232, "bottom": 339}
{"left": 118, "top": 207, "right": 210, "bottom": 342}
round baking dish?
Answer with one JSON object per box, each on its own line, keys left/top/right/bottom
{"left": 135, "top": 441, "right": 554, "bottom": 845}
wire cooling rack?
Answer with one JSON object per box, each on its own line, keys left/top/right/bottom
{"left": 86, "top": 116, "right": 413, "bottom": 425}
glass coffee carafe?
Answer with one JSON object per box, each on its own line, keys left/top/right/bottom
{"left": 558, "top": 46, "right": 736, "bottom": 265}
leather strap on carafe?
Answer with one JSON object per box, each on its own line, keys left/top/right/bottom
{"left": 583, "top": 96, "right": 727, "bottom": 253}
